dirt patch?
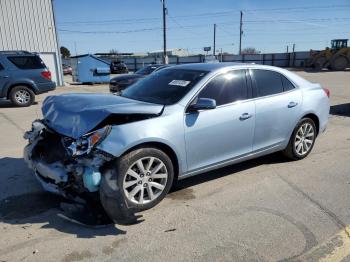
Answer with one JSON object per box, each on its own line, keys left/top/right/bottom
{"left": 102, "top": 238, "right": 127, "bottom": 255}
{"left": 0, "top": 192, "right": 62, "bottom": 220}
{"left": 62, "top": 250, "right": 95, "bottom": 262}
{"left": 167, "top": 188, "right": 195, "bottom": 201}
{"left": 102, "top": 246, "right": 114, "bottom": 255}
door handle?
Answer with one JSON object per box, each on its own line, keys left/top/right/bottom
{"left": 288, "top": 102, "right": 298, "bottom": 108}
{"left": 239, "top": 113, "right": 252, "bottom": 120}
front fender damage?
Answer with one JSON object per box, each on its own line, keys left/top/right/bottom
{"left": 24, "top": 118, "right": 148, "bottom": 224}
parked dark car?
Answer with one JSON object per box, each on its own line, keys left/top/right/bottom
{"left": 110, "top": 61, "right": 128, "bottom": 74}
{"left": 62, "top": 64, "right": 72, "bottom": 75}
{"left": 109, "top": 64, "right": 171, "bottom": 93}
{"left": 0, "top": 51, "right": 56, "bottom": 107}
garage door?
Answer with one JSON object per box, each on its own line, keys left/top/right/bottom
{"left": 39, "top": 53, "right": 60, "bottom": 85}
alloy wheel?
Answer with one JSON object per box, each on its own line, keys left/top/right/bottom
{"left": 123, "top": 157, "right": 168, "bottom": 205}
{"left": 14, "top": 89, "right": 31, "bottom": 104}
{"left": 294, "top": 122, "right": 315, "bottom": 156}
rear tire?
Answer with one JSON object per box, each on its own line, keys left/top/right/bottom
{"left": 9, "top": 86, "right": 35, "bottom": 107}
{"left": 100, "top": 147, "right": 174, "bottom": 224}
{"left": 283, "top": 118, "right": 317, "bottom": 160}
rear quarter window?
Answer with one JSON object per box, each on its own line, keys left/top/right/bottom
{"left": 281, "top": 75, "right": 295, "bottom": 91}
{"left": 7, "top": 56, "right": 46, "bottom": 70}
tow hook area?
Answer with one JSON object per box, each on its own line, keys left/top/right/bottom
{"left": 83, "top": 167, "right": 101, "bottom": 192}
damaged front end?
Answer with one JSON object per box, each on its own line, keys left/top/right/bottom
{"left": 23, "top": 120, "right": 114, "bottom": 198}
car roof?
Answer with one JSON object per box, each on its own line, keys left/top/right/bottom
{"left": 170, "top": 62, "right": 297, "bottom": 73}
{"left": 168, "top": 63, "right": 312, "bottom": 87}
{"left": 147, "top": 64, "right": 164, "bottom": 67}
{"left": 172, "top": 62, "right": 249, "bottom": 71}
{"left": 0, "top": 51, "right": 37, "bottom": 57}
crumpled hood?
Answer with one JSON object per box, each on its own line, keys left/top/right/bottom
{"left": 42, "top": 93, "right": 163, "bottom": 138}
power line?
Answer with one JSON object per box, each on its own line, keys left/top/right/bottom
{"left": 241, "top": 4, "right": 350, "bottom": 12}
{"left": 244, "top": 17, "right": 350, "bottom": 23}
{"left": 58, "top": 17, "right": 160, "bottom": 25}
{"left": 58, "top": 28, "right": 161, "bottom": 34}
{"left": 57, "top": 4, "right": 350, "bottom": 25}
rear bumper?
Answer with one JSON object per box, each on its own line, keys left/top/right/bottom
{"left": 35, "top": 82, "right": 56, "bottom": 94}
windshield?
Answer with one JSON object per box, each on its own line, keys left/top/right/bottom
{"left": 121, "top": 69, "right": 208, "bottom": 105}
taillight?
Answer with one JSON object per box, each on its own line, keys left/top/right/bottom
{"left": 41, "top": 71, "right": 52, "bottom": 80}
{"left": 323, "top": 88, "right": 330, "bottom": 98}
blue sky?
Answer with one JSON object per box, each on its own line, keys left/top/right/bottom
{"left": 54, "top": 0, "right": 350, "bottom": 55}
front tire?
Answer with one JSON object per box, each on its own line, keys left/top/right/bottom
{"left": 283, "top": 118, "right": 317, "bottom": 160}
{"left": 100, "top": 147, "right": 174, "bottom": 224}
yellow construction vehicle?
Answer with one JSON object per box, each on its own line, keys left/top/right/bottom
{"left": 307, "top": 39, "right": 350, "bottom": 70}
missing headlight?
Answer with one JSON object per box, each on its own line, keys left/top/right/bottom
{"left": 68, "top": 126, "right": 112, "bottom": 156}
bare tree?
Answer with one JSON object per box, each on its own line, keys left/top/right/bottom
{"left": 109, "top": 49, "right": 119, "bottom": 54}
{"left": 241, "top": 47, "right": 261, "bottom": 55}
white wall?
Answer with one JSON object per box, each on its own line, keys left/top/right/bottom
{"left": 0, "top": 0, "right": 63, "bottom": 85}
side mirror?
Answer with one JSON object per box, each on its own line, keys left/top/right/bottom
{"left": 189, "top": 98, "right": 216, "bottom": 111}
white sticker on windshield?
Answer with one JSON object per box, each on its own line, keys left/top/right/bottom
{"left": 169, "top": 80, "right": 191, "bottom": 87}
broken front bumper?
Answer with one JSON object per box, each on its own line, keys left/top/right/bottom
{"left": 23, "top": 120, "right": 112, "bottom": 197}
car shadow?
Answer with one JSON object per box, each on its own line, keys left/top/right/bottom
{"left": 330, "top": 103, "right": 350, "bottom": 117}
{"left": 0, "top": 99, "right": 15, "bottom": 108}
{"left": 0, "top": 157, "right": 126, "bottom": 238}
{"left": 170, "top": 152, "right": 289, "bottom": 193}
{"left": 0, "top": 153, "right": 289, "bottom": 235}
{"left": 0, "top": 100, "right": 38, "bottom": 108}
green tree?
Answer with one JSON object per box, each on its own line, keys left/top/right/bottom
{"left": 60, "top": 46, "right": 71, "bottom": 58}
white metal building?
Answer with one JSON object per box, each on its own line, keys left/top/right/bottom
{"left": 0, "top": 0, "right": 63, "bottom": 85}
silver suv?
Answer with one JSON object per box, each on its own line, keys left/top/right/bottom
{"left": 0, "top": 51, "right": 56, "bottom": 107}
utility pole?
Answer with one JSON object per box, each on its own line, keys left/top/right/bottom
{"left": 292, "top": 43, "right": 296, "bottom": 67}
{"left": 213, "top": 24, "right": 216, "bottom": 56}
{"left": 162, "top": 0, "right": 168, "bottom": 64}
{"left": 286, "top": 45, "right": 289, "bottom": 53}
{"left": 74, "top": 41, "right": 78, "bottom": 56}
{"left": 239, "top": 11, "right": 243, "bottom": 55}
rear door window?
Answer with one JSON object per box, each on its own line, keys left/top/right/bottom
{"left": 252, "top": 69, "right": 284, "bottom": 97}
{"left": 7, "top": 56, "right": 46, "bottom": 69}
{"left": 198, "top": 70, "right": 248, "bottom": 106}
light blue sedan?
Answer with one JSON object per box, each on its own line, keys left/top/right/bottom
{"left": 24, "top": 63, "right": 330, "bottom": 223}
